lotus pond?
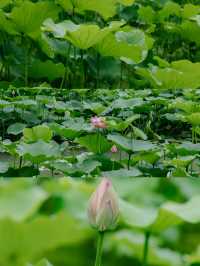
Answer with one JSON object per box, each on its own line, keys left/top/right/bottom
{"left": 0, "top": 88, "right": 200, "bottom": 177}
{"left": 0, "top": 1, "right": 200, "bottom": 266}
{"left": 1, "top": 0, "right": 200, "bottom": 177}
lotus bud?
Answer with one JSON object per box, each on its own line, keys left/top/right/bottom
{"left": 91, "top": 116, "right": 107, "bottom": 129}
{"left": 87, "top": 178, "right": 119, "bottom": 232}
{"left": 111, "top": 145, "right": 118, "bottom": 153}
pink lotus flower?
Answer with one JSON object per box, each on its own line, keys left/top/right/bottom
{"left": 91, "top": 116, "right": 107, "bottom": 129}
{"left": 87, "top": 178, "right": 119, "bottom": 232}
{"left": 111, "top": 145, "right": 118, "bottom": 153}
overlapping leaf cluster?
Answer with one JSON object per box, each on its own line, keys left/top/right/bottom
{"left": 0, "top": 88, "right": 200, "bottom": 177}
{"left": 1, "top": 0, "right": 200, "bottom": 89}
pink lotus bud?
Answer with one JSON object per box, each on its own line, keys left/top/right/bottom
{"left": 111, "top": 145, "right": 118, "bottom": 153}
{"left": 91, "top": 116, "right": 107, "bottom": 129}
{"left": 87, "top": 178, "right": 119, "bottom": 232}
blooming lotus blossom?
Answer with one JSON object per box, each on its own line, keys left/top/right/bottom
{"left": 88, "top": 178, "right": 119, "bottom": 232}
{"left": 91, "top": 116, "right": 107, "bottom": 129}
{"left": 111, "top": 145, "right": 118, "bottom": 153}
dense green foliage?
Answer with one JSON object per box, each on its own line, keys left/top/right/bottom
{"left": 0, "top": 88, "right": 200, "bottom": 177}
{"left": 0, "top": 178, "right": 199, "bottom": 266}
{"left": 1, "top": 0, "right": 200, "bottom": 89}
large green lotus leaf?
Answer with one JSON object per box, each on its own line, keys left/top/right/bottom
{"left": 182, "top": 4, "right": 200, "bottom": 19}
{"left": 107, "top": 134, "right": 156, "bottom": 152}
{"left": 75, "top": 159, "right": 101, "bottom": 174}
{"left": 107, "top": 115, "right": 140, "bottom": 131}
{"left": 132, "top": 126, "right": 147, "bottom": 140}
{"left": 0, "top": 181, "right": 47, "bottom": 221}
{"left": 132, "top": 151, "right": 161, "bottom": 165}
{"left": 43, "top": 19, "right": 124, "bottom": 49}
{"left": 136, "top": 66, "right": 180, "bottom": 89}
{"left": 51, "top": 159, "right": 101, "bottom": 176}
{"left": 103, "top": 168, "right": 142, "bottom": 178}
{"left": 39, "top": 34, "right": 70, "bottom": 58}
{"left": 169, "top": 98, "right": 200, "bottom": 113}
{"left": 43, "top": 19, "right": 79, "bottom": 38}
{"left": 83, "top": 102, "right": 106, "bottom": 114}
{"left": 7, "top": 123, "right": 26, "bottom": 135}
{"left": 96, "top": 29, "right": 152, "bottom": 64}
{"left": 13, "top": 99, "right": 37, "bottom": 107}
{"left": 164, "top": 155, "right": 196, "bottom": 169}
{"left": 0, "top": 9, "right": 18, "bottom": 35}
{"left": 180, "top": 142, "right": 200, "bottom": 153}
{"left": 120, "top": 196, "right": 200, "bottom": 233}
{"left": 172, "top": 60, "right": 200, "bottom": 89}
{"left": 9, "top": 1, "right": 60, "bottom": 39}
{"left": 104, "top": 98, "right": 144, "bottom": 114}
{"left": 180, "top": 20, "right": 200, "bottom": 46}
{"left": 62, "top": 117, "right": 91, "bottom": 132}
{"left": 56, "top": 0, "right": 135, "bottom": 19}
{"left": 0, "top": 213, "right": 91, "bottom": 266}
{"left": 29, "top": 60, "right": 65, "bottom": 81}
{"left": 23, "top": 125, "right": 53, "bottom": 143}
{"left": 77, "top": 134, "right": 111, "bottom": 154}
{"left": 48, "top": 178, "right": 92, "bottom": 221}
{"left": 185, "top": 113, "right": 200, "bottom": 126}
{"left": 137, "top": 60, "right": 200, "bottom": 90}
{"left": 17, "top": 140, "right": 60, "bottom": 163}
{"left": 48, "top": 123, "right": 80, "bottom": 139}
{"left": 56, "top": 0, "right": 116, "bottom": 19}
{"left": 150, "top": 196, "right": 200, "bottom": 232}
{"left": 107, "top": 230, "right": 182, "bottom": 266}
{"left": 63, "top": 25, "right": 108, "bottom": 49}
{"left": 138, "top": 6, "right": 156, "bottom": 24}
{"left": 157, "top": 195, "right": 200, "bottom": 224}
{"left": 168, "top": 142, "right": 200, "bottom": 156}
{"left": 120, "top": 200, "right": 157, "bottom": 229}
{"left": 157, "top": 1, "right": 181, "bottom": 21}
{"left": 78, "top": 0, "right": 135, "bottom": 18}
{"left": 75, "top": 0, "right": 117, "bottom": 20}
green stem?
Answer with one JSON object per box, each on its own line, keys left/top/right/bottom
{"left": 96, "top": 52, "right": 100, "bottom": 89}
{"left": 127, "top": 153, "right": 132, "bottom": 170}
{"left": 24, "top": 37, "right": 29, "bottom": 87}
{"left": 112, "top": 160, "right": 114, "bottom": 171}
{"left": 119, "top": 61, "right": 123, "bottom": 88}
{"left": 142, "top": 231, "right": 151, "bottom": 266}
{"left": 81, "top": 49, "right": 86, "bottom": 88}
{"left": 97, "top": 130, "right": 101, "bottom": 154}
{"left": 94, "top": 232, "right": 104, "bottom": 266}
{"left": 192, "top": 127, "right": 194, "bottom": 143}
{"left": 19, "top": 156, "right": 23, "bottom": 169}
{"left": 60, "top": 44, "right": 71, "bottom": 89}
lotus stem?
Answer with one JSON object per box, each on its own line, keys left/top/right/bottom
{"left": 94, "top": 232, "right": 104, "bottom": 266}
{"left": 142, "top": 231, "right": 151, "bottom": 266}
{"left": 97, "top": 130, "right": 101, "bottom": 154}
{"left": 19, "top": 156, "right": 23, "bottom": 169}
{"left": 60, "top": 44, "right": 71, "bottom": 89}
{"left": 96, "top": 52, "right": 100, "bottom": 89}
{"left": 127, "top": 153, "right": 132, "bottom": 170}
